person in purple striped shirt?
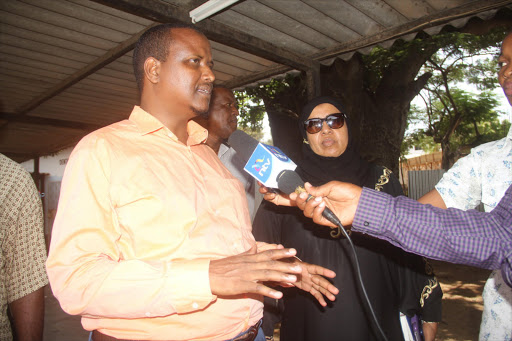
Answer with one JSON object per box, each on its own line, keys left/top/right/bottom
{"left": 287, "top": 181, "right": 512, "bottom": 288}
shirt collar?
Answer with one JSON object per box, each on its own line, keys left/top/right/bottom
{"left": 129, "top": 106, "right": 208, "bottom": 146}
{"left": 187, "top": 120, "right": 208, "bottom": 146}
{"left": 218, "top": 143, "right": 230, "bottom": 157}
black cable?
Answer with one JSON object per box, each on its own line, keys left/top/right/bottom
{"left": 336, "top": 223, "right": 389, "bottom": 341}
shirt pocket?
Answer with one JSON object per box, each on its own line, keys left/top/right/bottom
{"left": 112, "top": 173, "right": 197, "bottom": 260}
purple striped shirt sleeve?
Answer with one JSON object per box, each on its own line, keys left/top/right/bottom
{"left": 352, "top": 185, "right": 512, "bottom": 287}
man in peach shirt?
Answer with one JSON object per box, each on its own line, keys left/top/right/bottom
{"left": 46, "top": 24, "right": 338, "bottom": 341}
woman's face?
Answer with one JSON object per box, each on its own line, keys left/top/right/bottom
{"left": 306, "top": 103, "right": 348, "bottom": 157}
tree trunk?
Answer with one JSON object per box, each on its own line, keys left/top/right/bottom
{"left": 265, "top": 106, "right": 302, "bottom": 163}
{"left": 440, "top": 139, "right": 456, "bottom": 170}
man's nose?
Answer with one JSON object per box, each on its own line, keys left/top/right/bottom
{"left": 203, "top": 65, "right": 215, "bottom": 83}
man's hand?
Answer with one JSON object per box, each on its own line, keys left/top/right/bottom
{"left": 290, "top": 181, "right": 362, "bottom": 227}
{"left": 258, "top": 181, "right": 296, "bottom": 207}
{"left": 210, "top": 245, "right": 304, "bottom": 299}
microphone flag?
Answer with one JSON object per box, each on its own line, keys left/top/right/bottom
{"left": 243, "top": 143, "right": 296, "bottom": 188}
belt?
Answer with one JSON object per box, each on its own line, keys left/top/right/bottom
{"left": 91, "top": 330, "right": 144, "bottom": 341}
{"left": 91, "top": 319, "right": 263, "bottom": 341}
{"left": 232, "top": 319, "right": 262, "bottom": 341}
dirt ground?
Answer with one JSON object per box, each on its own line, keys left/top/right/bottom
{"left": 43, "top": 260, "right": 490, "bottom": 341}
{"left": 431, "top": 260, "right": 490, "bottom": 341}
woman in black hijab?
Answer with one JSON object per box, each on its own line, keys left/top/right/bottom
{"left": 253, "top": 96, "right": 442, "bottom": 341}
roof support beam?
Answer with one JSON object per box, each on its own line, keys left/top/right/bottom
{"left": 0, "top": 113, "right": 102, "bottom": 131}
{"left": 305, "top": 64, "right": 321, "bottom": 101}
{"left": 15, "top": 25, "right": 157, "bottom": 116}
{"left": 91, "top": 0, "right": 316, "bottom": 71}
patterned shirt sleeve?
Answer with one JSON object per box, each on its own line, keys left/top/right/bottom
{"left": 3, "top": 161, "right": 48, "bottom": 303}
{"left": 352, "top": 186, "right": 512, "bottom": 287}
{"left": 435, "top": 149, "right": 482, "bottom": 210}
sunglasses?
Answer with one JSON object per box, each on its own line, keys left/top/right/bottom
{"left": 304, "top": 113, "right": 346, "bottom": 134}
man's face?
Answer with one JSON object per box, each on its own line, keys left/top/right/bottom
{"left": 498, "top": 33, "right": 512, "bottom": 106}
{"left": 207, "top": 88, "right": 239, "bottom": 140}
{"left": 155, "top": 28, "right": 215, "bottom": 118}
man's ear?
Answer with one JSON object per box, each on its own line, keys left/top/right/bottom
{"left": 144, "top": 57, "right": 160, "bottom": 85}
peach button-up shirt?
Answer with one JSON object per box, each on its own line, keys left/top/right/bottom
{"left": 46, "top": 106, "right": 262, "bottom": 340}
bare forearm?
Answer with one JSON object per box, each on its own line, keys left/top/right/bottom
{"left": 418, "top": 189, "right": 447, "bottom": 209}
{"left": 9, "top": 286, "right": 45, "bottom": 341}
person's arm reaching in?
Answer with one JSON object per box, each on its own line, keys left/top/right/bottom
{"left": 292, "top": 181, "right": 512, "bottom": 287}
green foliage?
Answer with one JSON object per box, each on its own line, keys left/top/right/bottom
{"left": 406, "top": 89, "right": 508, "bottom": 154}
{"left": 402, "top": 28, "right": 509, "bottom": 163}
{"left": 232, "top": 74, "right": 304, "bottom": 141}
{"left": 233, "top": 90, "right": 265, "bottom": 133}
{"left": 363, "top": 30, "right": 505, "bottom": 93}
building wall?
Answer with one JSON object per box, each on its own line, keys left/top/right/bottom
{"left": 21, "top": 147, "right": 74, "bottom": 177}
{"left": 399, "top": 151, "right": 442, "bottom": 195}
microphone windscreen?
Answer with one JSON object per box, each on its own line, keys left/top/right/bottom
{"left": 228, "top": 130, "right": 259, "bottom": 162}
{"left": 277, "top": 170, "right": 304, "bottom": 195}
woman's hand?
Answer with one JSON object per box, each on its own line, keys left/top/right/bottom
{"left": 258, "top": 181, "right": 296, "bottom": 207}
{"left": 292, "top": 259, "right": 339, "bottom": 306}
{"left": 272, "top": 256, "right": 338, "bottom": 306}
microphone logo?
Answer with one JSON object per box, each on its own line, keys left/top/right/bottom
{"left": 267, "top": 146, "right": 289, "bottom": 162}
{"left": 252, "top": 157, "right": 271, "bottom": 176}
{"left": 244, "top": 143, "right": 296, "bottom": 188}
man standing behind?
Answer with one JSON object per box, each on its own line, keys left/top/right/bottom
{"left": 194, "top": 86, "right": 262, "bottom": 221}
{"left": 418, "top": 30, "right": 512, "bottom": 341}
{"left": 46, "top": 23, "right": 337, "bottom": 341}
{"left": 1, "top": 153, "right": 48, "bottom": 341}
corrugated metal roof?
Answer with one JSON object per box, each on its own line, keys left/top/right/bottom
{"left": 1, "top": 0, "right": 511, "bottom": 162}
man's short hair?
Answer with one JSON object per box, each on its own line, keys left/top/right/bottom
{"left": 132, "top": 23, "right": 204, "bottom": 93}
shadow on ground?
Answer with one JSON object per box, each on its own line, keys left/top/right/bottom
{"left": 431, "top": 260, "right": 490, "bottom": 341}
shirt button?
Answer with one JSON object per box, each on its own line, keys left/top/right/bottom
{"left": 192, "top": 302, "right": 199, "bottom": 309}
{"left": 364, "top": 221, "right": 370, "bottom": 226}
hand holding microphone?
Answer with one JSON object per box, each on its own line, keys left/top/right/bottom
{"left": 291, "top": 181, "right": 362, "bottom": 229}
{"left": 276, "top": 170, "right": 344, "bottom": 238}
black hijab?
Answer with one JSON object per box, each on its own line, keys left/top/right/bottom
{"left": 296, "top": 96, "right": 371, "bottom": 187}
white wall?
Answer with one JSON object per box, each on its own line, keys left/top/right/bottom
{"left": 21, "top": 147, "right": 74, "bottom": 177}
